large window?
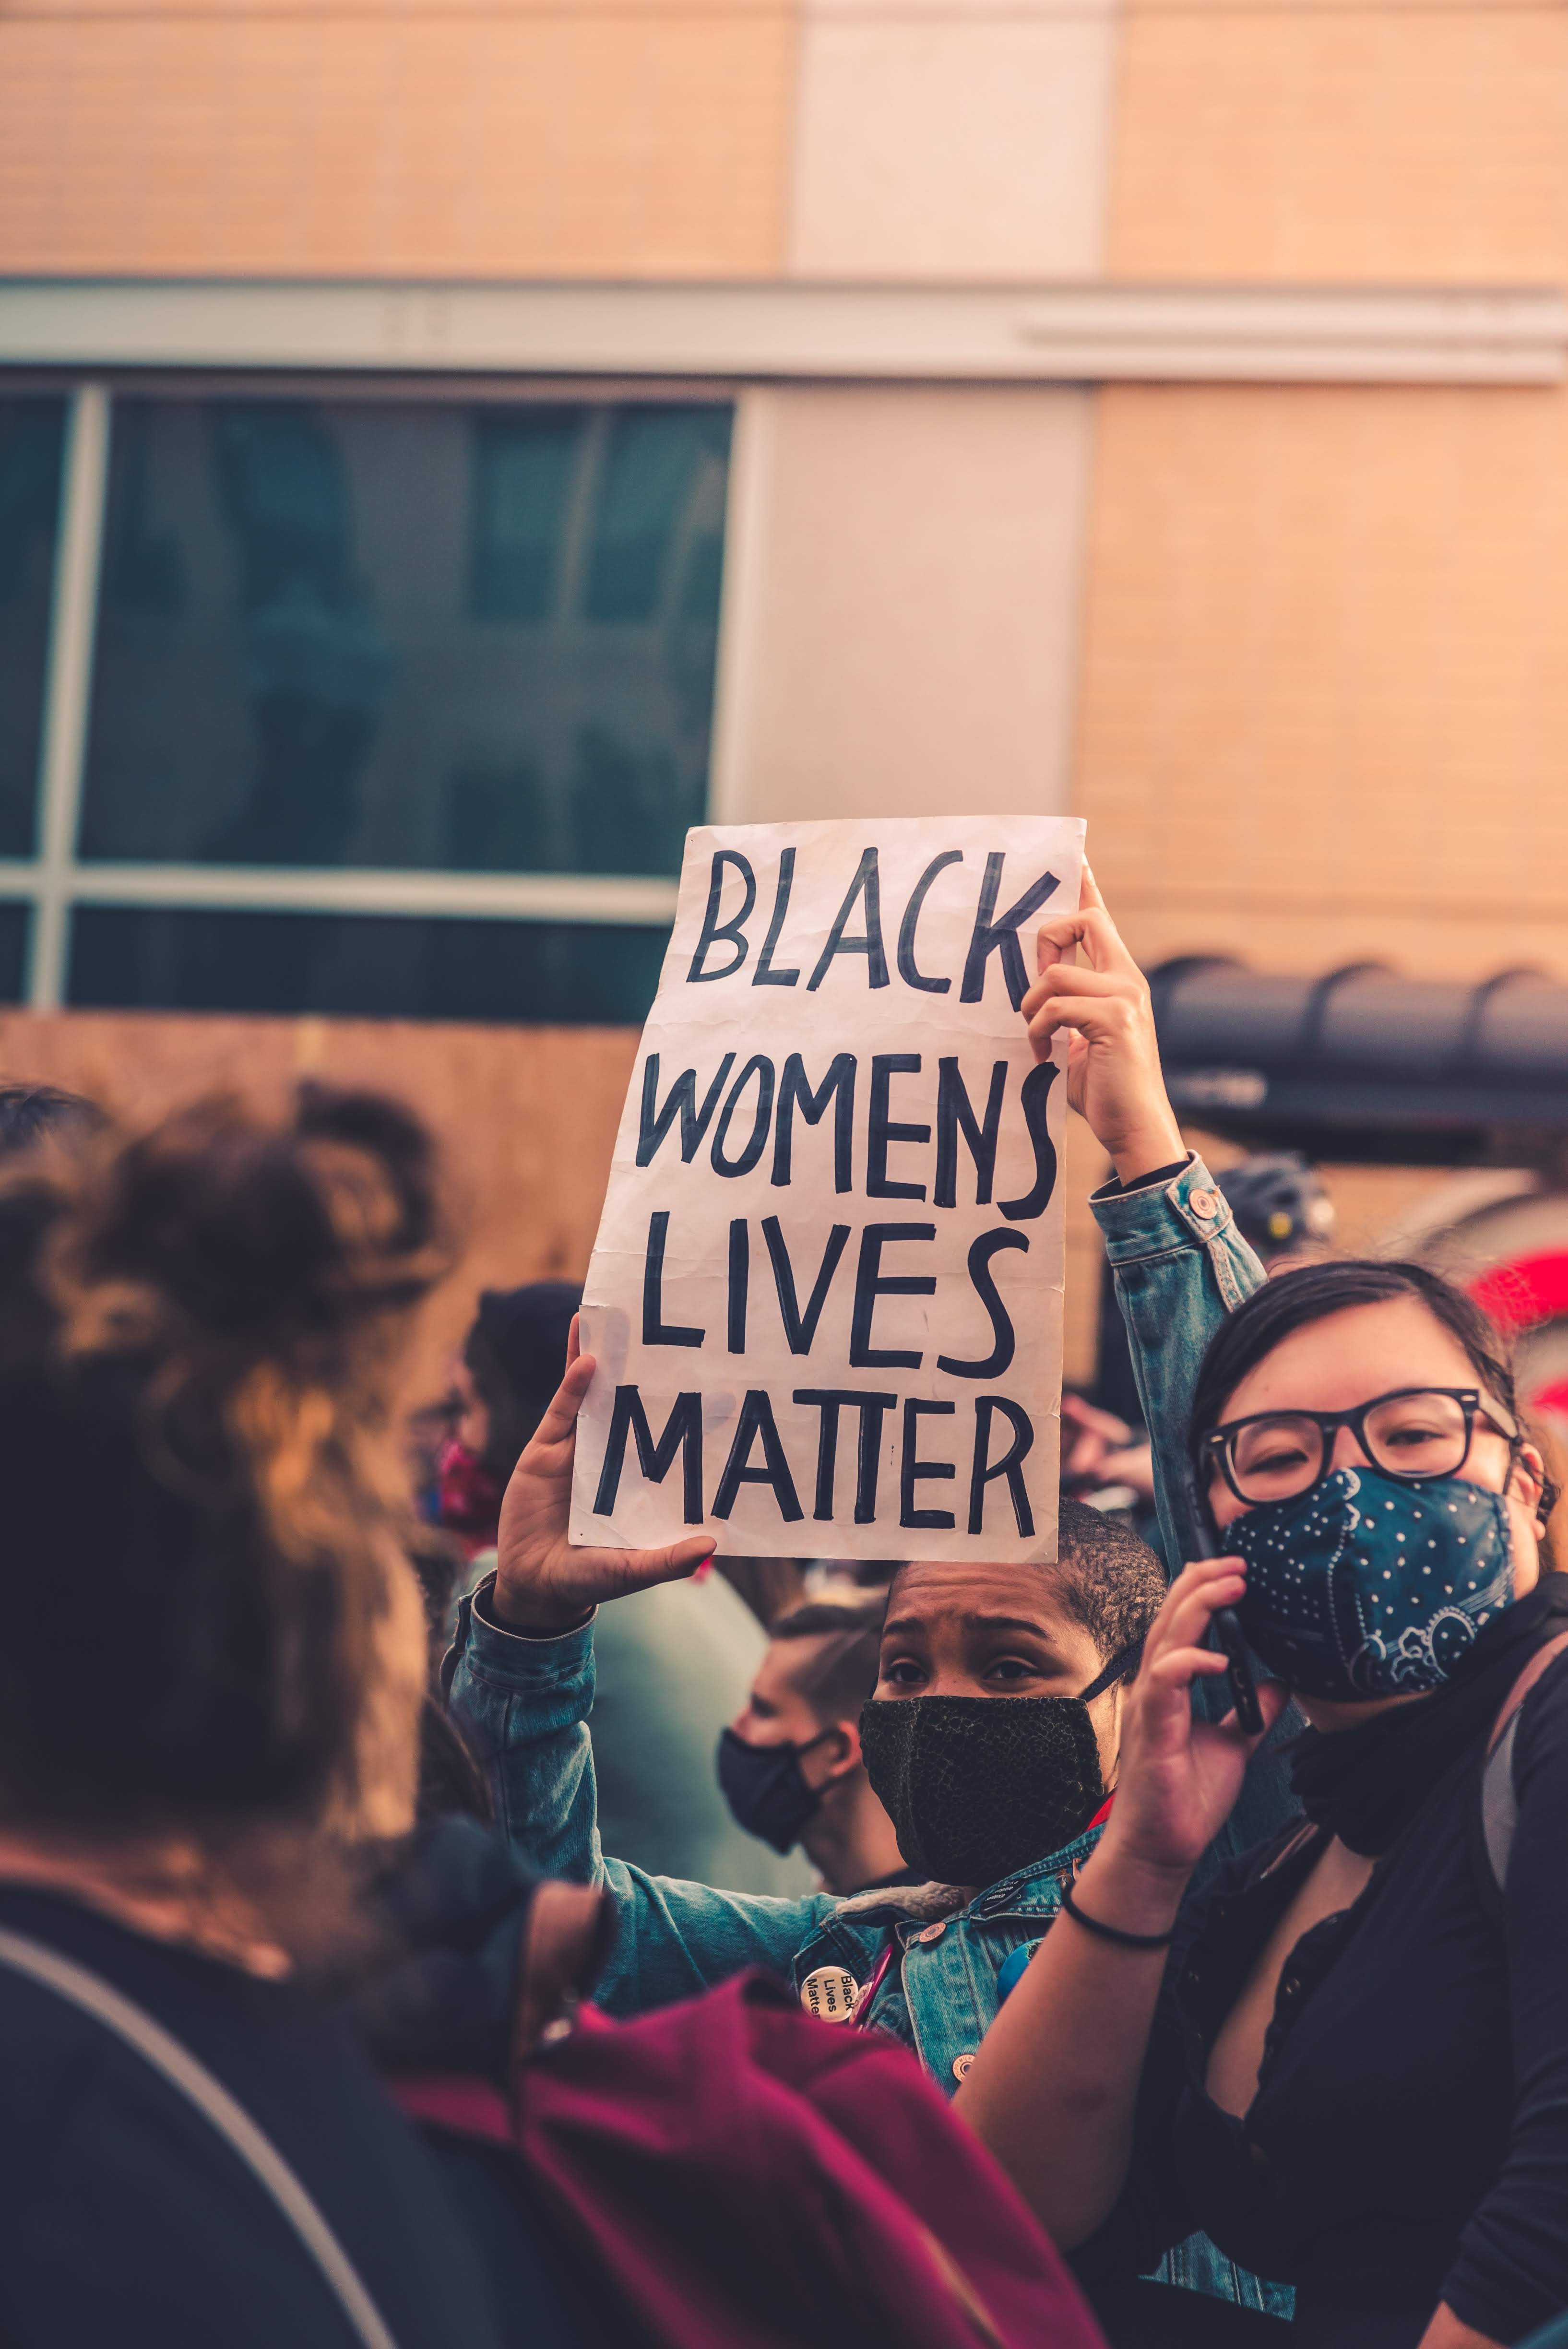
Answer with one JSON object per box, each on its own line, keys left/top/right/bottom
{"left": 0, "top": 383, "right": 732, "bottom": 1021}
{"left": 0, "top": 397, "right": 65, "bottom": 863}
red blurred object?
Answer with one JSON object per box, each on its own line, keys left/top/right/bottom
{"left": 436, "top": 1437, "right": 505, "bottom": 1557}
{"left": 395, "top": 1970, "right": 1107, "bottom": 2349}
{"left": 1471, "top": 1251, "right": 1568, "bottom": 1336}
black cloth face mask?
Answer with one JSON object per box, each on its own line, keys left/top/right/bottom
{"left": 856, "top": 1644, "right": 1141, "bottom": 1887}
{"left": 716, "top": 1725, "right": 840, "bottom": 1855}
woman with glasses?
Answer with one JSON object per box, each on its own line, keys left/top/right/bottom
{"left": 956, "top": 875, "right": 1568, "bottom": 2349}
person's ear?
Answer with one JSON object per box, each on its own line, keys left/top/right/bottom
{"left": 1510, "top": 1443, "right": 1548, "bottom": 1530}
{"left": 1086, "top": 1680, "right": 1125, "bottom": 1784}
{"left": 809, "top": 1720, "right": 862, "bottom": 1790}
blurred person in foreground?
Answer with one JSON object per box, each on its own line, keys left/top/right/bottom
{"left": 440, "top": 1279, "right": 809, "bottom": 1894}
{"left": 718, "top": 1591, "right": 908, "bottom": 1895}
{"left": 0, "top": 1084, "right": 555, "bottom": 2349}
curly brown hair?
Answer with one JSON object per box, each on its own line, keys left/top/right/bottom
{"left": 0, "top": 1080, "right": 452, "bottom": 1852}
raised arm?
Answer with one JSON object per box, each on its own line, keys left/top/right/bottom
{"left": 444, "top": 1333, "right": 836, "bottom": 2011}
{"left": 953, "top": 1553, "right": 1287, "bottom": 2241}
{"left": 1022, "top": 871, "right": 1267, "bottom": 1572}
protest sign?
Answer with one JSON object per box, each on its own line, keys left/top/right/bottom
{"left": 570, "top": 816, "right": 1085, "bottom": 1563}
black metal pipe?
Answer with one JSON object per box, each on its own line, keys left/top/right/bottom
{"left": 1149, "top": 959, "right": 1568, "bottom": 1165}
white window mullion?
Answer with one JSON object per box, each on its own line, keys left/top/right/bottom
{"left": 29, "top": 382, "right": 112, "bottom": 1011}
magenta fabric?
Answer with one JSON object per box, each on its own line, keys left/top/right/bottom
{"left": 398, "top": 1969, "right": 1105, "bottom": 2349}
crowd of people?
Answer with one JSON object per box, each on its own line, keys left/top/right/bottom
{"left": 2, "top": 878, "right": 1567, "bottom": 2349}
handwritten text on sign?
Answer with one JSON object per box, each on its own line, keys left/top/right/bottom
{"left": 570, "top": 817, "right": 1085, "bottom": 1562}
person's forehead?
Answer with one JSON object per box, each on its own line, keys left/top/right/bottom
{"left": 1221, "top": 1295, "right": 1483, "bottom": 1421}
{"left": 883, "top": 1558, "right": 1069, "bottom": 1635}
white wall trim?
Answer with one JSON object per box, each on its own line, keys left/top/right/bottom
{"left": 706, "top": 387, "right": 777, "bottom": 827}
{"left": 0, "top": 866, "right": 678, "bottom": 926}
{"left": 1, "top": 277, "right": 1563, "bottom": 386}
{"left": 28, "top": 383, "right": 110, "bottom": 1012}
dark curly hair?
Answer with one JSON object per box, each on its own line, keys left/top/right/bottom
{"left": 0, "top": 1081, "right": 452, "bottom": 1851}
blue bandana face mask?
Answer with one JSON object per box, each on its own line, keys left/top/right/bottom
{"left": 1229, "top": 1465, "right": 1516, "bottom": 1701}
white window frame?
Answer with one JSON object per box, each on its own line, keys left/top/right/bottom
{"left": 19, "top": 376, "right": 701, "bottom": 1011}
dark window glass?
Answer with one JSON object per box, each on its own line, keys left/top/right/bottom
{"left": 0, "top": 398, "right": 65, "bottom": 858}
{"left": 80, "top": 396, "right": 731, "bottom": 876}
{"left": 68, "top": 906, "right": 668, "bottom": 1025}
{"left": 0, "top": 905, "right": 28, "bottom": 1003}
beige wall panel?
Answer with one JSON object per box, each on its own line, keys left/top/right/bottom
{"left": 787, "top": 5, "right": 1115, "bottom": 277}
{"left": 0, "top": 10, "right": 795, "bottom": 277}
{"left": 0, "top": 1009, "right": 638, "bottom": 1406}
{"left": 713, "top": 383, "right": 1093, "bottom": 824}
{"left": 1074, "top": 381, "right": 1568, "bottom": 986}
{"left": 1107, "top": 7, "right": 1568, "bottom": 282}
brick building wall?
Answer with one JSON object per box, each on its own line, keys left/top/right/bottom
{"left": 3, "top": 0, "right": 1564, "bottom": 1387}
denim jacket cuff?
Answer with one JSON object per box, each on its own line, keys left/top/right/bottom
{"left": 442, "top": 1572, "right": 597, "bottom": 1696}
{"left": 1090, "top": 1151, "right": 1249, "bottom": 1267}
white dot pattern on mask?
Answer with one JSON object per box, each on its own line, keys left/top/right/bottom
{"left": 1230, "top": 1466, "right": 1515, "bottom": 1700}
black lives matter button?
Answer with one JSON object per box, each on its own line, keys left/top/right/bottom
{"left": 798, "top": 1967, "right": 860, "bottom": 2024}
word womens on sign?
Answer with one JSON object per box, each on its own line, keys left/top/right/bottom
{"left": 569, "top": 817, "right": 1085, "bottom": 1563}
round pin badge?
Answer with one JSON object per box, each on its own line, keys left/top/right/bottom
{"left": 799, "top": 1966, "right": 860, "bottom": 2024}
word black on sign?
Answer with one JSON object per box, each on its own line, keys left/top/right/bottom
{"left": 570, "top": 817, "right": 1086, "bottom": 1564}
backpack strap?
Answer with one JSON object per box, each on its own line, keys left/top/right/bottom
{"left": 0, "top": 1924, "right": 400, "bottom": 2349}
{"left": 1481, "top": 1629, "right": 1568, "bottom": 1894}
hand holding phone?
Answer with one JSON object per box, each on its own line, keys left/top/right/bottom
{"left": 1211, "top": 1607, "right": 1264, "bottom": 1736}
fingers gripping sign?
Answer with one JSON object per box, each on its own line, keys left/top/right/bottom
{"left": 1023, "top": 866, "right": 1187, "bottom": 1186}
{"left": 495, "top": 1324, "right": 716, "bottom": 1631}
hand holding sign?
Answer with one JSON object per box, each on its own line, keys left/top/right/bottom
{"left": 493, "top": 1323, "right": 716, "bottom": 1631}
{"left": 1024, "top": 869, "right": 1186, "bottom": 1186}
{"left": 570, "top": 817, "right": 1086, "bottom": 1565}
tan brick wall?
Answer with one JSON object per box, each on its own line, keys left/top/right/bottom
{"left": 1106, "top": 2, "right": 1568, "bottom": 285}
{"left": 1075, "top": 378, "right": 1568, "bottom": 985}
{"left": 0, "top": 4, "right": 796, "bottom": 278}
{"left": 0, "top": 1006, "right": 639, "bottom": 1406}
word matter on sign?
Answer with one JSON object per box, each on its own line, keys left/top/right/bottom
{"left": 570, "top": 817, "right": 1085, "bottom": 1566}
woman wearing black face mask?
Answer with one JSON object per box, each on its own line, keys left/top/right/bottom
{"left": 958, "top": 878, "right": 1568, "bottom": 2349}
{"left": 443, "top": 1377, "right": 1176, "bottom": 2118}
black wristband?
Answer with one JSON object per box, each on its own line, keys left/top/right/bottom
{"left": 1060, "top": 1884, "right": 1175, "bottom": 1951}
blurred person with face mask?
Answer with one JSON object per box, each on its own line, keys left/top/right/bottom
{"left": 437, "top": 1282, "right": 582, "bottom": 1557}
{"left": 718, "top": 1593, "right": 908, "bottom": 1895}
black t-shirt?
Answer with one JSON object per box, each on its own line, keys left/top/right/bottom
{"left": 1077, "top": 1651, "right": 1568, "bottom": 2346}
{"left": 0, "top": 1883, "right": 506, "bottom": 2349}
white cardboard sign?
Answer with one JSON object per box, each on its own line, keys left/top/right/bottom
{"left": 570, "top": 817, "right": 1085, "bottom": 1563}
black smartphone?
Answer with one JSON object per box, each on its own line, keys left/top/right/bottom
{"left": 1212, "top": 1608, "right": 1263, "bottom": 1736}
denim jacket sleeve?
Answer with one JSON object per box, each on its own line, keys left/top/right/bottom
{"left": 442, "top": 1576, "right": 837, "bottom": 2015}
{"left": 1090, "top": 1152, "right": 1266, "bottom": 1578}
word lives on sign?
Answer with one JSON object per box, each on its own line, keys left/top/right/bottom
{"left": 570, "top": 817, "right": 1085, "bottom": 1564}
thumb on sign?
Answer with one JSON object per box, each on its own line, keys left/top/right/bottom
{"left": 492, "top": 1322, "right": 715, "bottom": 1632}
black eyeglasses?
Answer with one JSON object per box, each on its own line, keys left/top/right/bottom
{"left": 1199, "top": 1386, "right": 1520, "bottom": 1507}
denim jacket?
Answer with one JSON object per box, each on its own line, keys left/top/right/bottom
{"left": 1093, "top": 1151, "right": 1304, "bottom": 1865}
{"left": 443, "top": 1580, "right": 1106, "bottom": 2100}
{"left": 1090, "top": 1151, "right": 1267, "bottom": 1576}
